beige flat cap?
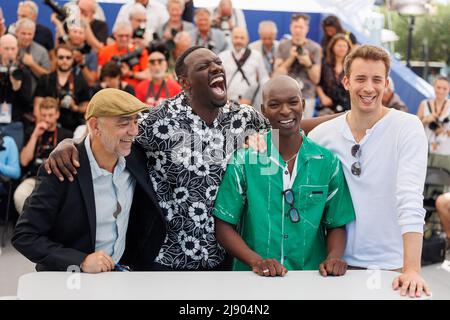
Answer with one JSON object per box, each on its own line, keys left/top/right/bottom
{"left": 85, "top": 88, "right": 148, "bottom": 120}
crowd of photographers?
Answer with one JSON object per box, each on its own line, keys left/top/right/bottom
{"left": 0, "top": 1, "right": 448, "bottom": 237}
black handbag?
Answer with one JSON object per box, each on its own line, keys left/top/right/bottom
{"left": 421, "top": 235, "right": 447, "bottom": 266}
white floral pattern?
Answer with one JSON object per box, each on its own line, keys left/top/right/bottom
{"left": 136, "top": 92, "right": 270, "bottom": 270}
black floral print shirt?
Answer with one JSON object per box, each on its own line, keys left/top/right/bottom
{"left": 136, "top": 92, "right": 270, "bottom": 270}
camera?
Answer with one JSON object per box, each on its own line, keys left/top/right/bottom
{"left": 429, "top": 117, "right": 449, "bottom": 131}
{"left": 59, "top": 90, "right": 75, "bottom": 109}
{"left": 296, "top": 45, "right": 304, "bottom": 55}
{"left": 112, "top": 48, "right": 144, "bottom": 68}
{"left": 207, "top": 41, "right": 216, "bottom": 51}
{"left": 133, "top": 24, "right": 146, "bottom": 39}
{"left": 43, "top": 0, "right": 68, "bottom": 22}
{"left": 0, "top": 61, "right": 24, "bottom": 85}
{"left": 75, "top": 44, "right": 92, "bottom": 55}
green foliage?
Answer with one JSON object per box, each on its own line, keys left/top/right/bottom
{"left": 382, "top": 4, "right": 449, "bottom": 64}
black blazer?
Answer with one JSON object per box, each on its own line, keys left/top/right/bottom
{"left": 12, "top": 140, "right": 166, "bottom": 271}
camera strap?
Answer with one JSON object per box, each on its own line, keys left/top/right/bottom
{"left": 427, "top": 99, "right": 448, "bottom": 119}
{"left": 145, "top": 80, "right": 169, "bottom": 102}
{"left": 228, "top": 48, "right": 252, "bottom": 87}
{"left": 195, "top": 32, "right": 212, "bottom": 47}
{"left": 56, "top": 72, "right": 75, "bottom": 98}
{"left": 262, "top": 44, "right": 275, "bottom": 74}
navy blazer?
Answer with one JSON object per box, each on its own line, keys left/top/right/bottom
{"left": 12, "top": 140, "right": 166, "bottom": 271}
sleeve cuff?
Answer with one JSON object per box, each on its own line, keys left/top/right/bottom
{"left": 400, "top": 223, "right": 424, "bottom": 235}
{"left": 212, "top": 206, "right": 239, "bottom": 226}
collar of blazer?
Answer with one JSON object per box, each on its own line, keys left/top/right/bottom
{"left": 76, "top": 138, "right": 165, "bottom": 239}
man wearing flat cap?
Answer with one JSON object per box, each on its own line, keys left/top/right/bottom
{"left": 13, "top": 89, "right": 166, "bottom": 272}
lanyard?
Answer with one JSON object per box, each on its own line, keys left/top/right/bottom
{"left": 262, "top": 44, "right": 275, "bottom": 72}
{"left": 427, "top": 99, "right": 448, "bottom": 119}
{"left": 56, "top": 72, "right": 75, "bottom": 97}
{"left": 145, "top": 80, "right": 169, "bottom": 101}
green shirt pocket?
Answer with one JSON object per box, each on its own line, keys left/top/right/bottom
{"left": 298, "top": 185, "right": 329, "bottom": 229}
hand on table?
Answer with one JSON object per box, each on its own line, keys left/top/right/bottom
{"left": 319, "top": 257, "right": 347, "bottom": 277}
{"left": 80, "top": 251, "right": 115, "bottom": 273}
{"left": 251, "top": 258, "right": 287, "bottom": 277}
{"left": 392, "top": 270, "right": 431, "bottom": 298}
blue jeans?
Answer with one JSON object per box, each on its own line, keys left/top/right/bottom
{"left": 0, "top": 121, "right": 24, "bottom": 150}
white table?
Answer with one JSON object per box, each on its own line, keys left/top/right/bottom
{"left": 17, "top": 270, "right": 429, "bottom": 300}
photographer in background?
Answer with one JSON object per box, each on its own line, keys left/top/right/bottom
{"left": 0, "top": 34, "right": 32, "bottom": 150}
{"left": 249, "top": 21, "right": 279, "bottom": 76}
{"left": 212, "top": 0, "right": 246, "bottom": 41}
{"left": 34, "top": 45, "right": 90, "bottom": 132}
{"left": 9, "top": 1, "right": 54, "bottom": 52}
{"left": 218, "top": 27, "right": 268, "bottom": 102}
{"left": 77, "top": 0, "right": 108, "bottom": 51}
{"left": 14, "top": 97, "right": 72, "bottom": 214}
{"left": 417, "top": 76, "right": 450, "bottom": 155}
{"left": 156, "top": 0, "right": 194, "bottom": 44}
{"left": 98, "top": 22, "right": 150, "bottom": 89}
{"left": 167, "top": 31, "right": 191, "bottom": 78}
{"left": 136, "top": 42, "right": 181, "bottom": 106}
{"left": 69, "top": 24, "right": 98, "bottom": 87}
{"left": 48, "top": 0, "right": 107, "bottom": 53}
{"left": 188, "top": 8, "right": 228, "bottom": 54}
{"left": 52, "top": 15, "right": 98, "bottom": 87}
{"left": 92, "top": 61, "right": 135, "bottom": 96}
{"left": 128, "top": 3, "right": 152, "bottom": 48}
{"left": 274, "top": 13, "right": 321, "bottom": 119}
{"left": 114, "top": 0, "right": 169, "bottom": 37}
{"left": 16, "top": 19, "right": 51, "bottom": 96}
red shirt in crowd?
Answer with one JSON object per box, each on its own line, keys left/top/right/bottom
{"left": 98, "top": 43, "right": 148, "bottom": 89}
{"left": 136, "top": 78, "right": 182, "bottom": 107}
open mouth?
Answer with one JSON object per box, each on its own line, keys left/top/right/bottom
{"left": 359, "top": 95, "right": 377, "bottom": 104}
{"left": 209, "top": 74, "right": 226, "bottom": 98}
{"left": 278, "top": 118, "right": 296, "bottom": 129}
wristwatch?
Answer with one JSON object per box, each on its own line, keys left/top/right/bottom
{"left": 79, "top": 63, "right": 86, "bottom": 69}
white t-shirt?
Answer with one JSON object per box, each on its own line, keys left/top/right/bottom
{"left": 114, "top": 0, "right": 169, "bottom": 35}
{"left": 308, "top": 109, "right": 428, "bottom": 270}
{"left": 218, "top": 48, "right": 269, "bottom": 101}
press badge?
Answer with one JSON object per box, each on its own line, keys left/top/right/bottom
{"left": 0, "top": 102, "right": 12, "bottom": 124}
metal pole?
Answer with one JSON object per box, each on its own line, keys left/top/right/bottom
{"left": 423, "top": 37, "right": 429, "bottom": 80}
{"left": 406, "top": 15, "right": 415, "bottom": 68}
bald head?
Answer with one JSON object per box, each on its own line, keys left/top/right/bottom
{"left": 78, "top": 0, "right": 96, "bottom": 19}
{"left": 174, "top": 31, "right": 192, "bottom": 57}
{"left": 219, "top": 0, "right": 233, "bottom": 16}
{"left": 0, "top": 34, "right": 19, "bottom": 63}
{"left": 0, "top": 34, "right": 18, "bottom": 47}
{"left": 262, "top": 75, "right": 301, "bottom": 104}
{"left": 261, "top": 75, "right": 304, "bottom": 136}
{"left": 231, "top": 27, "right": 248, "bottom": 51}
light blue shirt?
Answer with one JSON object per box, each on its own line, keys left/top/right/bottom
{"left": 0, "top": 136, "right": 20, "bottom": 179}
{"left": 84, "top": 137, "right": 136, "bottom": 263}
